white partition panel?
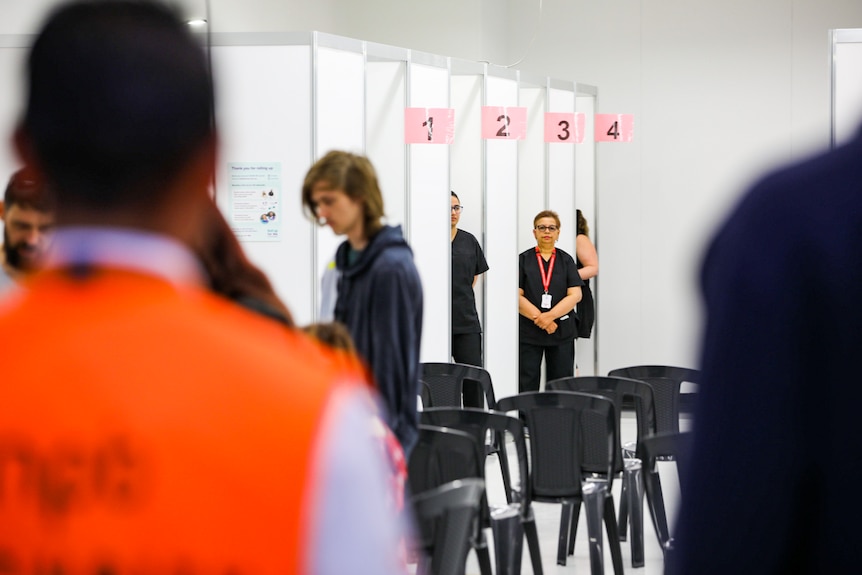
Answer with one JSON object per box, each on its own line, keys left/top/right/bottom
{"left": 485, "top": 69, "right": 521, "bottom": 399}
{"left": 314, "top": 35, "right": 366, "bottom": 317}
{"left": 211, "top": 38, "right": 315, "bottom": 325}
{"left": 366, "top": 43, "right": 408, "bottom": 229}
{"left": 450, "top": 59, "right": 486, "bottom": 363}
{"left": 517, "top": 75, "right": 547, "bottom": 254}
{"left": 547, "top": 81, "right": 577, "bottom": 252}
{"left": 0, "top": 40, "right": 29, "bottom": 188}
{"left": 576, "top": 87, "right": 598, "bottom": 374}
{"left": 408, "top": 53, "right": 450, "bottom": 363}
{"left": 832, "top": 29, "right": 862, "bottom": 147}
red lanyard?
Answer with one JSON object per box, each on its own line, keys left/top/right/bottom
{"left": 535, "top": 247, "right": 556, "bottom": 294}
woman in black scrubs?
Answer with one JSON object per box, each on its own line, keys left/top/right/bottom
{"left": 518, "top": 210, "right": 584, "bottom": 392}
{"left": 450, "top": 191, "right": 489, "bottom": 367}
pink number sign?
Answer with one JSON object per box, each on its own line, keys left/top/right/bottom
{"left": 544, "top": 112, "right": 586, "bottom": 143}
{"left": 481, "top": 106, "right": 527, "bottom": 140}
{"left": 594, "top": 114, "right": 634, "bottom": 142}
{"left": 404, "top": 108, "right": 455, "bottom": 144}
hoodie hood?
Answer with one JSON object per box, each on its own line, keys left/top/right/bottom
{"left": 335, "top": 224, "right": 412, "bottom": 278}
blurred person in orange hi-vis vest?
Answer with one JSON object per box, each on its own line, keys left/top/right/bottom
{"left": 0, "top": 1, "right": 408, "bottom": 574}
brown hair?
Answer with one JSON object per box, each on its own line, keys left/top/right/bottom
{"left": 576, "top": 209, "right": 590, "bottom": 236}
{"left": 193, "top": 199, "right": 293, "bottom": 326}
{"left": 302, "top": 321, "right": 356, "bottom": 355}
{"left": 4, "top": 167, "right": 54, "bottom": 212}
{"left": 533, "top": 209, "right": 561, "bottom": 229}
{"left": 301, "top": 150, "right": 384, "bottom": 238}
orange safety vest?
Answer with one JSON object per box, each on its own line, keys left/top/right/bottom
{"left": 0, "top": 268, "right": 366, "bottom": 574}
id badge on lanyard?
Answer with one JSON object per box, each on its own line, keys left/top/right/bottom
{"left": 536, "top": 248, "right": 556, "bottom": 309}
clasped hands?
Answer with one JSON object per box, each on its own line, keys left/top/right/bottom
{"left": 532, "top": 311, "right": 557, "bottom": 334}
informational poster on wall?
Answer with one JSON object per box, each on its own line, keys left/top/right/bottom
{"left": 228, "top": 162, "right": 282, "bottom": 242}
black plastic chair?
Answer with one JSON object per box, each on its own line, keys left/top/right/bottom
{"left": 419, "top": 362, "right": 508, "bottom": 488}
{"left": 419, "top": 362, "right": 498, "bottom": 409}
{"left": 420, "top": 407, "right": 543, "bottom": 575}
{"left": 547, "top": 375, "right": 656, "bottom": 567}
{"left": 410, "top": 478, "right": 486, "bottom": 575}
{"left": 640, "top": 432, "right": 693, "bottom": 556}
{"left": 606, "top": 365, "right": 700, "bottom": 434}
{"left": 408, "top": 424, "right": 492, "bottom": 575}
{"left": 497, "top": 391, "right": 623, "bottom": 575}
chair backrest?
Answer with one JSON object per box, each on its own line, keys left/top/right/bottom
{"left": 419, "top": 362, "right": 497, "bottom": 409}
{"left": 420, "top": 407, "right": 531, "bottom": 516}
{"left": 641, "top": 431, "right": 694, "bottom": 490}
{"left": 547, "top": 375, "right": 657, "bottom": 471}
{"left": 496, "top": 391, "right": 616, "bottom": 500}
{"left": 410, "top": 478, "right": 485, "bottom": 575}
{"left": 408, "top": 424, "right": 484, "bottom": 498}
{"left": 608, "top": 365, "right": 700, "bottom": 434}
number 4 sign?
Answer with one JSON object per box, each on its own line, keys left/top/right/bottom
{"left": 594, "top": 114, "right": 634, "bottom": 142}
{"left": 404, "top": 108, "right": 456, "bottom": 144}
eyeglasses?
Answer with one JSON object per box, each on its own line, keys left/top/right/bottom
{"left": 451, "top": 205, "right": 463, "bottom": 212}
{"left": 535, "top": 225, "right": 558, "bottom": 232}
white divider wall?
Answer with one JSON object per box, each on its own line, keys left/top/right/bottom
{"left": 314, "top": 36, "right": 366, "bottom": 317}
{"left": 517, "top": 76, "right": 547, "bottom": 254}
{"left": 484, "top": 68, "right": 521, "bottom": 400}
{"left": 211, "top": 37, "right": 316, "bottom": 325}
{"left": 547, "top": 81, "right": 576, "bottom": 253}
{"left": 366, "top": 43, "right": 408, "bottom": 228}
{"left": 0, "top": 40, "right": 26, "bottom": 178}
{"left": 832, "top": 29, "right": 862, "bottom": 147}
{"left": 576, "top": 89, "right": 598, "bottom": 374}
{"left": 407, "top": 53, "right": 451, "bottom": 362}
{"left": 450, "top": 59, "right": 486, "bottom": 364}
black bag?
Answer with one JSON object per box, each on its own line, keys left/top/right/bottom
{"left": 576, "top": 280, "right": 595, "bottom": 338}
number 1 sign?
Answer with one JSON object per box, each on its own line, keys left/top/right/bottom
{"left": 481, "top": 106, "right": 527, "bottom": 140}
{"left": 594, "top": 114, "right": 634, "bottom": 142}
{"left": 404, "top": 108, "right": 455, "bottom": 144}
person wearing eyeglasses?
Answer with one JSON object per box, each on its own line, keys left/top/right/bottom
{"left": 450, "top": 191, "right": 489, "bottom": 405}
{"left": 518, "top": 210, "right": 584, "bottom": 392}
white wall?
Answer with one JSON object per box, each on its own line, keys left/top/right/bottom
{"left": 4, "top": 0, "right": 862, "bottom": 376}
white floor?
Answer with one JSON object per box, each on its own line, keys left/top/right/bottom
{"left": 462, "top": 414, "right": 687, "bottom": 575}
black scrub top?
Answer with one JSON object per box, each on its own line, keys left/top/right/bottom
{"left": 518, "top": 246, "right": 582, "bottom": 345}
{"left": 451, "top": 229, "right": 489, "bottom": 334}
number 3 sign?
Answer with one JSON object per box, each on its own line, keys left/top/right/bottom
{"left": 544, "top": 112, "right": 586, "bottom": 143}
{"left": 594, "top": 114, "right": 634, "bottom": 142}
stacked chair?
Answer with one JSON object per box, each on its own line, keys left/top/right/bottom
{"left": 410, "top": 478, "right": 486, "bottom": 575}
{"left": 496, "top": 391, "right": 624, "bottom": 575}
{"left": 547, "top": 375, "right": 657, "bottom": 568}
{"left": 607, "top": 365, "right": 700, "bottom": 559}
{"left": 420, "top": 407, "right": 543, "bottom": 575}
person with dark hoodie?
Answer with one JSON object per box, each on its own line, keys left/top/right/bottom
{"left": 303, "top": 150, "right": 424, "bottom": 457}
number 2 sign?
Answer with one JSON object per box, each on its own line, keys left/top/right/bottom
{"left": 594, "top": 114, "right": 634, "bottom": 142}
{"left": 404, "top": 108, "right": 455, "bottom": 144}
{"left": 481, "top": 106, "right": 527, "bottom": 140}
{"left": 544, "top": 112, "right": 586, "bottom": 143}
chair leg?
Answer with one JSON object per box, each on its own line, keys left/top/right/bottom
{"left": 498, "top": 432, "right": 513, "bottom": 504}
{"left": 557, "top": 501, "right": 574, "bottom": 566}
{"left": 582, "top": 480, "right": 607, "bottom": 575}
{"left": 490, "top": 505, "right": 524, "bottom": 575}
{"left": 568, "top": 500, "right": 581, "bottom": 557}
{"left": 523, "top": 510, "right": 544, "bottom": 575}
{"left": 625, "top": 459, "right": 645, "bottom": 568}
{"left": 645, "top": 468, "right": 671, "bottom": 554}
{"left": 603, "top": 496, "right": 625, "bottom": 575}
{"left": 475, "top": 531, "right": 494, "bottom": 575}
{"left": 618, "top": 478, "right": 629, "bottom": 541}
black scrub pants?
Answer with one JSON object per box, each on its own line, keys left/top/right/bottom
{"left": 519, "top": 339, "right": 575, "bottom": 393}
{"left": 452, "top": 332, "right": 484, "bottom": 408}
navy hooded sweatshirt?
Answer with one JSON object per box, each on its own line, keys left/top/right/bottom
{"left": 333, "top": 224, "right": 423, "bottom": 456}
